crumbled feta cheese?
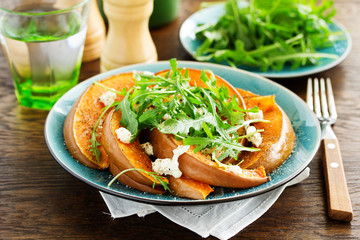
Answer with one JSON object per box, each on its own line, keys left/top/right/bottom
{"left": 152, "top": 158, "right": 181, "bottom": 178}
{"left": 246, "top": 125, "right": 262, "bottom": 147}
{"left": 173, "top": 145, "right": 190, "bottom": 159}
{"left": 142, "top": 71, "right": 154, "bottom": 76}
{"left": 115, "top": 127, "right": 132, "bottom": 144}
{"left": 226, "top": 164, "right": 243, "bottom": 175}
{"left": 141, "top": 142, "right": 154, "bottom": 156}
{"left": 152, "top": 145, "right": 190, "bottom": 178}
{"left": 247, "top": 110, "right": 263, "bottom": 120}
{"left": 163, "top": 113, "right": 171, "bottom": 120}
{"left": 246, "top": 125, "right": 256, "bottom": 135}
{"left": 99, "top": 91, "right": 117, "bottom": 106}
{"left": 197, "top": 108, "right": 205, "bottom": 115}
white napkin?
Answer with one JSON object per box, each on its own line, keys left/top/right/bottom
{"left": 100, "top": 167, "right": 310, "bottom": 240}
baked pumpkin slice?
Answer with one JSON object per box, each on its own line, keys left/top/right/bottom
{"left": 63, "top": 73, "right": 135, "bottom": 170}
{"left": 102, "top": 108, "right": 168, "bottom": 188}
{"left": 236, "top": 93, "right": 296, "bottom": 174}
{"left": 168, "top": 175, "right": 214, "bottom": 200}
{"left": 149, "top": 128, "right": 268, "bottom": 188}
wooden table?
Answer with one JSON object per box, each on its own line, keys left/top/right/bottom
{"left": 1, "top": 0, "right": 359, "bottom": 239}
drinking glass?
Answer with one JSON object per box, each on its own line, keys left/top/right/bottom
{"left": 0, "top": 0, "right": 91, "bottom": 110}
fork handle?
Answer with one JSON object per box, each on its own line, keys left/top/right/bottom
{"left": 323, "top": 138, "right": 353, "bottom": 221}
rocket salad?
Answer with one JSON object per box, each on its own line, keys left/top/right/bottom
{"left": 194, "top": 0, "right": 343, "bottom": 71}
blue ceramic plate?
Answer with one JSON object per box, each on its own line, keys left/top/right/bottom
{"left": 45, "top": 61, "right": 320, "bottom": 205}
{"left": 179, "top": 3, "right": 352, "bottom": 78}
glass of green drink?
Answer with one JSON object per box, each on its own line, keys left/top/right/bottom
{"left": 0, "top": 0, "right": 90, "bottom": 110}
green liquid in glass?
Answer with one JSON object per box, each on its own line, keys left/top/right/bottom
{"left": 1, "top": 4, "right": 86, "bottom": 110}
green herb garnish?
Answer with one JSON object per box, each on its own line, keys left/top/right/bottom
{"left": 117, "top": 92, "right": 139, "bottom": 139}
{"left": 89, "top": 103, "right": 113, "bottom": 163}
{"left": 194, "top": 0, "right": 340, "bottom": 71}
{"left": 107, "top": 168, "right": 172, "bottom": 193}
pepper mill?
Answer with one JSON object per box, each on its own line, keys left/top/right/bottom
{"left": 100, "top": 0, "right": 158, "bottom": 72}
{"left": 82, "top": 0, "right": 106, "bottom": 62}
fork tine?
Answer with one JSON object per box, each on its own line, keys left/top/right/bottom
{"left": 320, "top": 78, "right": 329, "bottom": 119}
{"left": 306, "top": 78, "right": 313, "bottom": 111}
{"left": 326, "top": 78, "right": 338, "bottom": 120}
{"left": 313, "top": 78, "right": 322, "bottom": 119}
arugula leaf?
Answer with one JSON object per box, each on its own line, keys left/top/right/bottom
{"left": 200, "top": 87, "right": 232, "bottom": 141}
{"left": 89, "top": 132, "right": 102, "bottom": 163}
{"left": 118, "top": 94, "right": 139, "bottom": 140}
{"left": 202, "top": 122, "right": 214, "bottom": 139}
{"left": 89, "top": 103, "right": 113, "bottom": 162}
{"left": 93, "top": 81, "right": 125, "bottom": 96}
{"left": 169, "top": 58, "right": 179, "bottom": 74}
{"left": 107, "top": 168, "right": 172, "bottom": 193}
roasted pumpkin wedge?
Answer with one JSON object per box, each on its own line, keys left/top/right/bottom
{"left": 238, "top": 95, "right": 296, "bottom": 174}
{"left": 102, "top": 108, "right": 168, "bottom": 187}
{"left": 149, "top": 128, "right": 268, "bottom": 188}
{"left": 168, "top": 175, "right": 214, "bottom": 200}
{"left": 63, "top": 73, "right": 135, "bottom": 169}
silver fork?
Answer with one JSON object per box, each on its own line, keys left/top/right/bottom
{"left": 307, "top": 77, "right": 353, "bottom": 221}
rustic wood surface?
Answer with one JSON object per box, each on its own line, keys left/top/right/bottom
{"left": 0, "top": 0, "right": 359, "bottom": 239}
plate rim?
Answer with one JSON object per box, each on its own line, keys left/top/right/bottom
{"left": 179, "top": 3, "right": 352, "bottom": 78}
{"left": 44, "top": 60, "right": 321, "bottom": 205}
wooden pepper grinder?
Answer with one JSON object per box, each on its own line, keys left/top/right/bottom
{"left": 82, "top": 0, "right": 106, "bottom": 62}
{"left": 100, "top": 0, "right": 158, "bottom": 72}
